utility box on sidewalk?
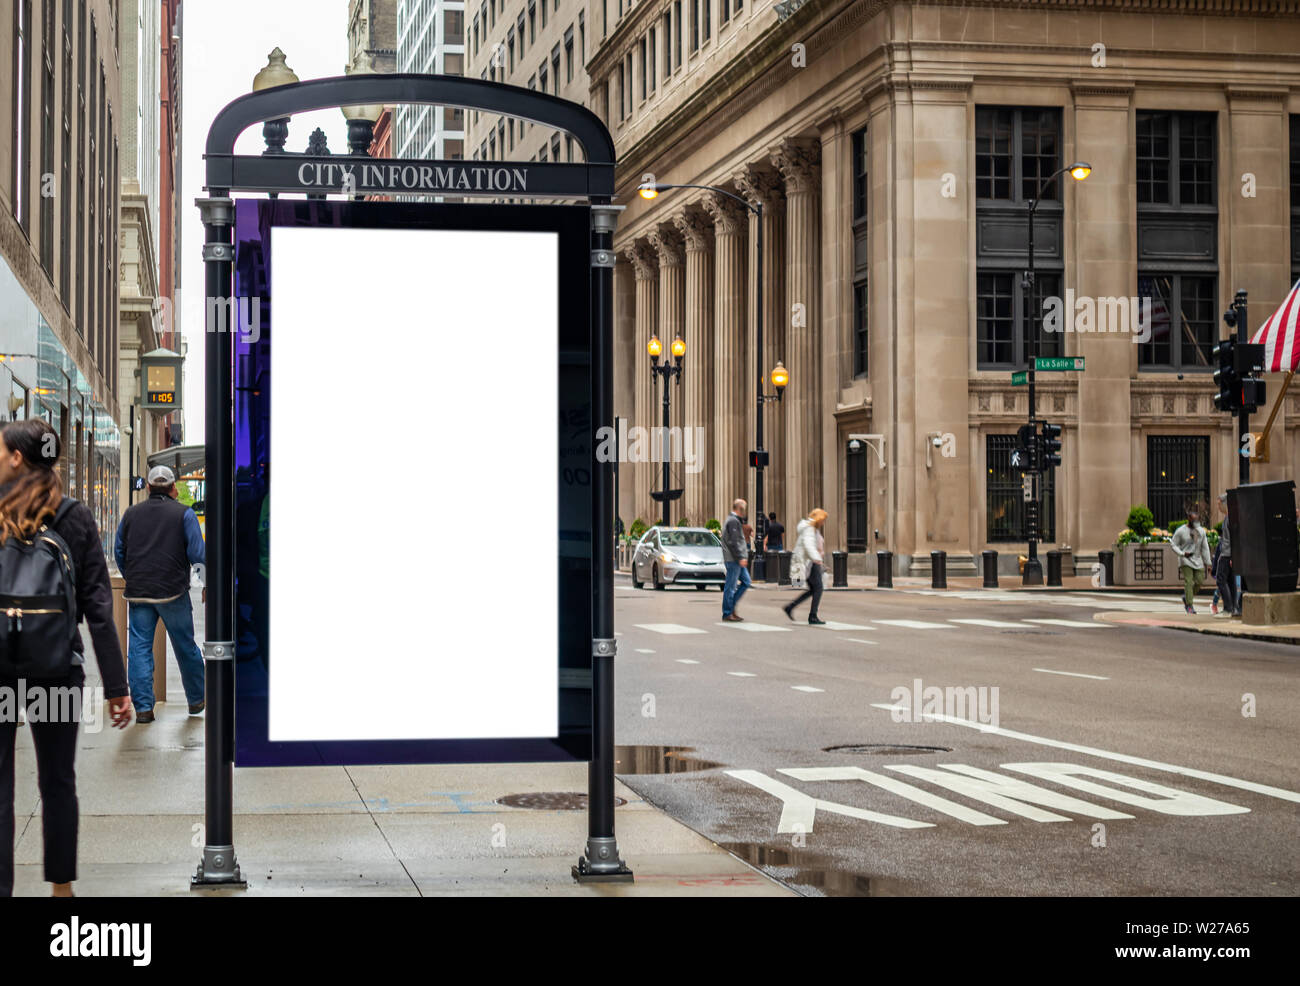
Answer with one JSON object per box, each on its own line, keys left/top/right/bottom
{"left": 110, "top": 574, "right": 166, "bottom": 700}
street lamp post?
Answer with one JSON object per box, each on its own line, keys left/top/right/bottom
{"left": 638, "top": 181, "right": 788, "bottom": 560}
{"left": 647, "top": 334, "right": 685, "bottom": 525}
{"left": 1022, "top": 161, "right": 1091, "bottom": 585}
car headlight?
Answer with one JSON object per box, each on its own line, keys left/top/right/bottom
{"left": 661, "top": 552, "right": 676, "bottom": 563}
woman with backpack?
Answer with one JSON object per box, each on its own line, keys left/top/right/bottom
{"left": 0, "top": 419, "right": 132, "bottom": 897}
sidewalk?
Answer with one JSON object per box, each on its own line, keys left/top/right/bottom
{"left": 1097, "top": 609, "right": 1300, "bottom": 645}
{"left": 9, "top": 588, "right": 792, "bottom": 897}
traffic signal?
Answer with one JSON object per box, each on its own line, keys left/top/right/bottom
{"left": 1240, "top": 377, "right": 1267, "bottom": 413}
{"left": 1012, "top": 423, "right": 1037, "bottom": 469}
{"left": 1040, "top": 422, "right": 1062, "bottom": 469}
{"left": 1213, "top": 339, "right": 1240, "bottom": 411}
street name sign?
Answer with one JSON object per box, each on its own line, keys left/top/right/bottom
{"left": 1035, "top": 357, "right": 1085, "bottom": 371}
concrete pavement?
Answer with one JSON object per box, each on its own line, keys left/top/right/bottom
{"left": 7, "top": 587, "right": 793, "bottom": 897}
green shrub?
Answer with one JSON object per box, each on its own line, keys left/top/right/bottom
{"left": 1126, "top": 504, "right": 1155, "bottom": 537}
{"left": 628, "top": 518, "right": 648, "bottom": 540}
{"left": 677, "top": 517, "right": 691, "bottom": 527}
{"left": 705, "top": 517, "right": 721, "bottom": 533}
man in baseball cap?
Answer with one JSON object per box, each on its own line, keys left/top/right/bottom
{"left": 113, "top": 463, "right": 207, "bottom": 722}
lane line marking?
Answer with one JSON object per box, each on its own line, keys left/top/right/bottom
{"left": 675, "top": 659, "right": 700, "bottom": 665}
{"left": 635, "top": 648, "right": 656, "bottom": 654}
{"left": 633, "top": 623, "right": 709, "bottom": 635}
{"left": 843, "top": 638, "right": 878, "bottom": 645}
{"left": 867, "top": 704, "right": 1300, "bottom": 805}
{"left": 727, "top": 671, "right": 757, "bottom": 677}
{"left": 1032, "top": 667, "right": 1110, "bottom": 680}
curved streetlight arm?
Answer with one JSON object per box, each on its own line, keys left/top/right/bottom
{"left": 641, "top": 182, "right": 761, "bottom": 219}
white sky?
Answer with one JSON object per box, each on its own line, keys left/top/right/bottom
{"left": 180, "top": 0, "right": 350, "bottom": 441}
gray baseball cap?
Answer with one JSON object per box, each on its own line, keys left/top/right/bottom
{"left": 147, "top": 465, "right": 176, "bottom": 487}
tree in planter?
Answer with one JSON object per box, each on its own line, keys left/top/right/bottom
{"left": 677, "top": 517, "right": 692, "bottom": 527}
{"left": 705, "top": 518, "right": 721, "bottom": 534}
{"left": 1126, "top": 504, "right": 1155, "bottom": 538}
{"left": 629, "top": 518, "right": 648, "bottom": 540}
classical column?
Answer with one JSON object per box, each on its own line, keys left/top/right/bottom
{"left": 649, "top": 223, "right": 691, "bottom": 515}
{"left": 626, "top": 240, "right": 660, "bottom": 524}
{"left": 673, "top": 207, "right": 715, "bottom": 525}
{"left": 704, "top": 191, "right": 748, "bottom": 520}
{"left": 772, "top": 137, "right": 822, "bottom": 519}
{"left": 734, "top": 164, "right": 787, "bottom": 524}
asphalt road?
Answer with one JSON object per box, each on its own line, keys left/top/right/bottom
{"left": 611, "top": 575, "right": 1300, "bottom": 897}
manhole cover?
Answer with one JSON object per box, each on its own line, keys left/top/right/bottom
{"left": 821, "top": 743, "right": 952, "bottom": 755}
{"left": 496, "top": 792, "right": 627, "bottom": 811}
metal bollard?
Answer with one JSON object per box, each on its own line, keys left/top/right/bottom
{"left": 931, "top": 550, "right": 947, "bottom": 589}
{"left": 982, "top": 549, "right": 999, "bottom": 588}
{"left": 1047, "top": 549, "right": 1063, "bottom": 587}
{"left": 876, "top": 550, "right": 893, "bottom": 588}
{"left": 832, "top": 551, "right": 848, "bottom": 588}
{"left": 1097, "top": 550, "right": 1114, "bottom": 588}
{"left": 778, "top": 551, "right": 792, "bottom": 585}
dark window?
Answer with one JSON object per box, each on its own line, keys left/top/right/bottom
{"left": 987, "top": 435, "right": 1056, "bottom": 543}
{"left": 690, "top": 0, "right": 699, "bottom": 50}
{"left": 565, "top": 27, "right": 574, "bottom": 83}
{"left": 40, "top": 0, "right": 55, "bottom": 274}
{"left": 851, "top": 127, "right": 867, "bottom": 221}
{"left": 663, "top": 10, "right": 672, "bottom": 76}
{"left": 552, "top": 45, "right": 560, "bottom": 94}
{"left": 1137, "top": 274, "right": 1216, "bottom": 370}
{"left": 1137, "top": 111, "right": 1215, "bottom": 207}
{"left": 647, "top": 28, "right": 654, "bottom": 92}
{"left": 551, "top": 134, "right": 560, "bottom": 161}
{"left": 446, "top": 8, "right": 464, "bottom": 43}
{"left": 60, "top": 0, "right": 71, "bottom": 299}
{"left": 13, "top": 0, "right": 33, "bottom": 231}
{"left": 673, "top": 1, "right": 682, "bottom": 65}
{"left": 702, "top": 0, "right": 711, "bottom": 41}
{"left": 444, "top": 52, "right": 463, "bottom": 74}
{"left": 638, "top": 37, "right": 646, "bottom": 100}
{"left": 845, "top": 442, "right": 867, "bottom": 552}
{"left": 1146, "top": 436, "right": 1210, "bottom": 530}
{"left": 977, "top": 272, "right": 1062, "bottom": 368}
{"left": 976, "top": 106, "right": 1062, "bottom": 203}
{"left": 852, "top": 282, "right": 868, "bottom": 378}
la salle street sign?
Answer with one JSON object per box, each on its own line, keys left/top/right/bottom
{"left": 1011, "top": 357, "right": 1085, "bottom": 385}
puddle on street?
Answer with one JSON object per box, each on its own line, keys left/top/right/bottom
{"left": 722, "top": 843, "right": 916, "bottom": 897}
{"left": 614, "top": 745, "right": 724, "bottom": 774}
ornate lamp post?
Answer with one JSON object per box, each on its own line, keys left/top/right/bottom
{"left": 647, "top": 333, "right": 685, "bottom": 525}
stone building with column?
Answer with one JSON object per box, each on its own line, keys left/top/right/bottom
{"left": 594, "top": 0, "right": 1300, "bottom": 573}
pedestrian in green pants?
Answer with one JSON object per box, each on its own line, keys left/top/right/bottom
{"left": 1171, "top": 505, "right": 1212, "bottom": 614}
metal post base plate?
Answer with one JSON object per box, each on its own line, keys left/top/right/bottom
{"left": 572, "top": 837, "right": 634, "bottom": 883}
{"left": 1022, "top": 559, "right": 1044, "bottom": 586}
{"left": 190, "top": 846, "right": 247, "bottom": 890}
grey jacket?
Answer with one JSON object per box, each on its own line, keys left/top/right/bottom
{"left": 1172, "top": 521, "right": 1212, "bottom": 571}
{"left": 1219, "top": 516, "right": 1231, "bottom": 559}
{"left": 721, "top": 512, "right": 748, "bottom": 563}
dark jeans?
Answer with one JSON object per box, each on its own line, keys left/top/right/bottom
{"left": 1215, "top": 557, "right": 1240, "bottom": 615}
{"left": 0, "top": 670, "right": 83, "bottom": 896}
{"left": 789, "top": 563, "right": 824, "bottom": 620}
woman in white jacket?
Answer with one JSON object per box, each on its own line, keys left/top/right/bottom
{"left": 784, "top": 508, "right": 828, "bottom": 625}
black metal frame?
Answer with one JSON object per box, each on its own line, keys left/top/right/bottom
{"left": 195, "top": 72, "right": 629, "bottom": 887}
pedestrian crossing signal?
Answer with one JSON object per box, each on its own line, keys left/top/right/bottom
{"left": 749, "top": 449, "right": 769, "bottom": 468}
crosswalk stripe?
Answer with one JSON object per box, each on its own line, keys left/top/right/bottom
{"left": 809, "top": 620, "right": 875, "bottom": 630}
{"left": 875, "top": 619, "right": 955, "bottom": 630}
{"left": 950, "top": 618, "right": 1029, "bottom": 628}
{"left": 633, "top": 623, "right": 709, "bottom": 635}
{"left": 843, "top": 638, "right": 878, "bottom": 645}
{"left": 714, "top": 622, "right": 792, "bottom": 632}
{"left": 1024, "top": 618, "right": 1110, "bottom": 628}
{"left": 727, "top": 671, "right": 757, "bottom": 677}
{"left": 791, "top": 685, "right": 824, "bottom": 693}
{"left": 634, "top": 648, "right": 656, "bottom": 654}
{"left": 1033, "top": 667, "right": 1110, "bottom": 680}
{"left": 676, "top": 659, "right": 700, "bottom": 664}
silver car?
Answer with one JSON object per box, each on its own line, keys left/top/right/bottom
{"left": 631, "top": 526, "right": 726, "bottom": 590}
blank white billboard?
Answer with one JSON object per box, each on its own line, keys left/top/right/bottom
{"left": 267, "top": 225, "right": 559, "bottom": 742}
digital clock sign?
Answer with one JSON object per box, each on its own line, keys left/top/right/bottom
{"left": 141, "top": 357, "right": 183, "bottom": 411}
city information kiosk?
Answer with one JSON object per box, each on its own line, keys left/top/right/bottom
{"left": 196, "top": 73, "right": 629, "bottom": 886}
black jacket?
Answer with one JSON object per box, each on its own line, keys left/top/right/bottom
{"left": 0, "top": 487, "right": 128, "bottom": 698}
{"left": 116, "top": 493, "right": 194, "bottom": 600}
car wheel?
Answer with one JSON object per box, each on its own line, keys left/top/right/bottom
{"left": 631, "top": 565, "right": 643, "bottom": 589}
{"left": 695, "top": 583, "right": 707, "bottom": 591}
{"left": 653, "top": 564, "right": 665, "bottom": 590}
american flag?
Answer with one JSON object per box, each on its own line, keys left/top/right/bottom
{"left": 1251, "top": 278, "right": 1300, "bottom": 372}
{"left": 1137, "top": 276, "right": 1172, "bottom": 344}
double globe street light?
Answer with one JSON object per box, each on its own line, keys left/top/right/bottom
{"left": 639, "top": 180, "right": 789, "bottom": 571}
{"left": 646, "top": 333, "right": 686, "bottom": 525}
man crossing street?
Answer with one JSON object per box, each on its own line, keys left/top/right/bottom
{"left": 721, "top": 498, "right": 751, "bottom": 622}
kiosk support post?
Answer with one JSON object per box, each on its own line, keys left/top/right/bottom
{"left": 192, "top": 195, "right": 244, "bottom": 888}
{"left": 575, "top": 201, "right": 633, "bottom": 882}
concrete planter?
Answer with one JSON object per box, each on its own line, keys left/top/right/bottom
{"left": 1114, "top": 541, "right": 1182, "bottom": 586}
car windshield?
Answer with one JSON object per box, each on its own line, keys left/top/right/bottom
{"left": 659, "top": 530, "right": 721, "bottom": 548}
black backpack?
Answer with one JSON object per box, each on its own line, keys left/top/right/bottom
{"left": 0, "top": 498, "right": 79, "bottom": 678}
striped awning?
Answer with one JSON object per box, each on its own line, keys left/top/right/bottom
{"left": 1251, "top": 279, "right": 1300, "bottom": 372}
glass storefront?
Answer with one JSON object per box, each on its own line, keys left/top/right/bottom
{"left": 0, "top": 253, "right": 120, "bottom": 551}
